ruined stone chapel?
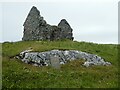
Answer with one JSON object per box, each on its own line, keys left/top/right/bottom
{"left": 22, "top": 6, "right": 74, "bottom": 41}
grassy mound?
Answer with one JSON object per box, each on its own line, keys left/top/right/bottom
{"left": 1, "top": 40, "right": 118, "bottom": 88}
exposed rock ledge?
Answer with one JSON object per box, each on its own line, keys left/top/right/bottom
{"left": 17, "top": 49, "right": 111, "bottom": 67}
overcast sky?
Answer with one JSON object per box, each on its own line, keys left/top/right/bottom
{"left": 0, "top": 0, "right": 119, "bottom": 44}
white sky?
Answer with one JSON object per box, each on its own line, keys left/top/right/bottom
{"left": 0, "top": 0, "right": 119, "bottom": 44}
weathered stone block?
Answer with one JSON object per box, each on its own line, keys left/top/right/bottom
{"left": 50, "top": 56, "right": 60, "bottom": 69}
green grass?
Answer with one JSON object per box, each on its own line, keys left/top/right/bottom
{"left": 1, "top": 40, "right": 119, "bottom": 88}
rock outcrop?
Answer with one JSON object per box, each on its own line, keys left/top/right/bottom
{"left": 22, "top": 6, "right": 74, "bottom": 41}
{"left": 18, "top": 49, "right": 111, "bottom": 67}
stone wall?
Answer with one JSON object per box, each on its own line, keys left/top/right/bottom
{"left": 22, "top": 6, "right": 74, "bottom": 41}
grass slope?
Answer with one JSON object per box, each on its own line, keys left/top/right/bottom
{"left": 1, "top": 40, "right": 118, "bottom": 88}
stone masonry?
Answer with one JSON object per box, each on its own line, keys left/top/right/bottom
{"left": 22, "top": 6, "right": 74, "bottom": 41}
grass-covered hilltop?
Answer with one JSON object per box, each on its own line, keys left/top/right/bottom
{"left": 1, "top": 40, "right": 119, "bottom": 88}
